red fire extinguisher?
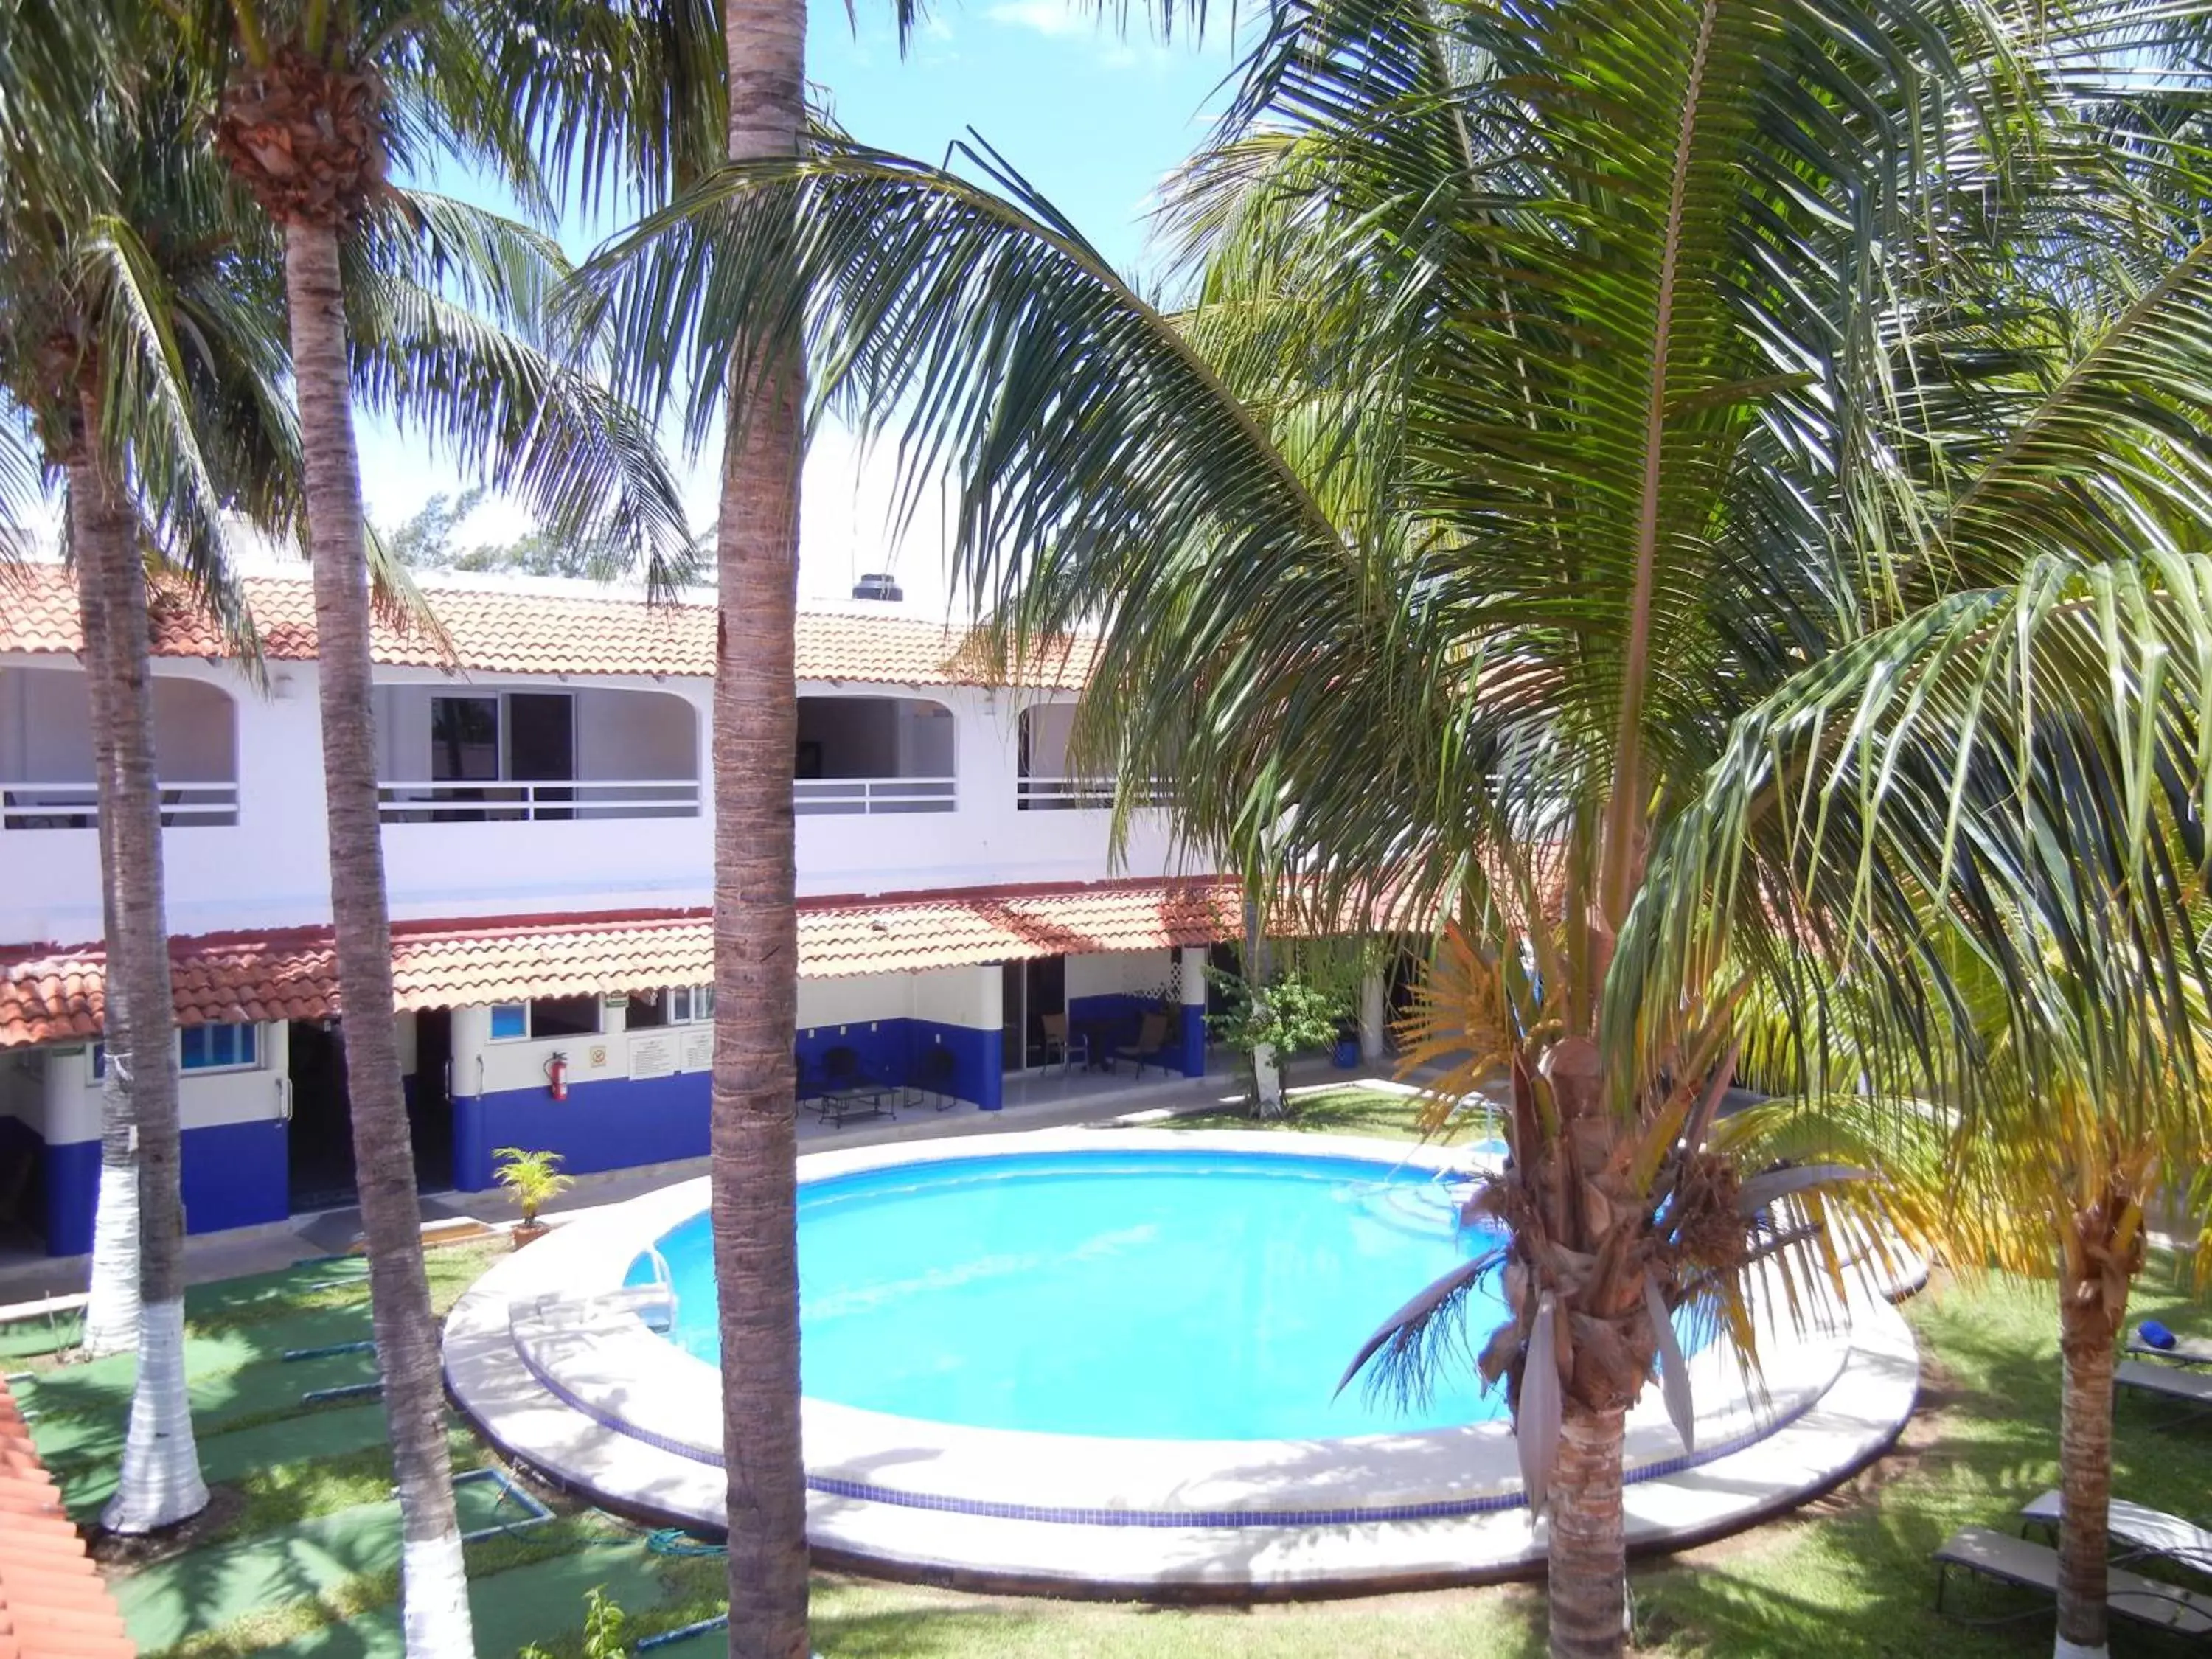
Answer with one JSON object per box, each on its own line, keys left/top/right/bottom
{"left": 546, "top": 1052, "right": 569, "bottom": 1102}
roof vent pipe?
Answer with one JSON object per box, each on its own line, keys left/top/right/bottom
{"left": 851, "top": 572, "right": 903, "bottom": 602}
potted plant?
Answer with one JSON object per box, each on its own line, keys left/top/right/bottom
{"left": 493, "top": 1147, "right": 574, "bottom": 1248}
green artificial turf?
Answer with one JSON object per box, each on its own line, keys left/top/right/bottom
{"left": 122, "top": 1479, "right": 546, "bottom": 1652}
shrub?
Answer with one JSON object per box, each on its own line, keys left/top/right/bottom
{"left": 492, "top": 1147, "right": 574, "bottom": 1228}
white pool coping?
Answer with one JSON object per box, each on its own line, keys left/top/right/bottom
{"left": 444, "top": 1127, "right": 1920, "bottom": 1593}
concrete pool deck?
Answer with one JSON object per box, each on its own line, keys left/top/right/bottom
{"left": 444, "top": 1126, "right": 1922, "bottom": 1596}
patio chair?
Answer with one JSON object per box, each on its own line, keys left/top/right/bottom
{"left": 2128, "top": 1321, "right": 2212, "bottom": 1366}
{"left": 1934, "top": 1526, "right": 2212, "bottom": 1636}
{"left": 1039, "top": 1013, "right": 1089, "bottom": 1075}
{"left": 907, "top": 1046, "right": 960, "bottom": 1111}
{"left": 1113, "top": 1011, "right": 1172, "bottom": 1077}
{"left": 2020, "top": 1489, "right": 2212, "bottom": 1575}
{"left": 2118, "top": 1358, "right": 2212, "bottom": 1422}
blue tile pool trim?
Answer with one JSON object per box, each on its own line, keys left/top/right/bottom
{"left": 509, "top": 1319, "right": 1831, "bottom": 1529}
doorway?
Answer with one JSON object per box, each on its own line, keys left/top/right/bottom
{"left": 999, "top": 956, "right": 1067, "bottom": 1071}
{"left": 412, "top": 1009, "right": 456, "bottom": 1194}
{"left": 288, "top": 1015, "right": 459, "bottom": 1213}
{"left": 507, "top": 692, "right": 574, "bottom": 819}
{"left": 287, "top": 1020, "right": 355, "bottom": 1213}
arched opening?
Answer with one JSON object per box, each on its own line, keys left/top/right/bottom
{"left": 793, "top": 695, "right": 956, "bottom": 813}
{"left": 0, "top": 666, "right": 238, "bottom": 828}
{"left": 375, "top": 684, "right": 700, "bottom": 823}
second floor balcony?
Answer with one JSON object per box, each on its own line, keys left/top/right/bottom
{"left": 373, "top": 684, "right": 702, "bottom": 824}
{"left": 1, "top": 665, "right": 240, "bottom": 830}
{"left": 793, "top": 693, "right": 956, "bottom": 815}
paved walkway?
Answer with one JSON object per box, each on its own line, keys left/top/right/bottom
{"left": 0, "top": 1057, "right": 1388, "bottom": 1306}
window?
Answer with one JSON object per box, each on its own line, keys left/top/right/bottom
{"left": 183, "top": 1023, "right": 260, "bottom": 1071}
{"left": 622, "top": 986, "right": 712, "bottom": 1032}
{"left": 431, "top": 697, "right": 501, "bottom": 782}
{"left": 488, "top": 997, "right": 604, "bottom": 1041}
{"left": 94, "top": 1025, "right": 262, "bottom": 1077}
{"left": 528, "top": 996, "right": 602, "bottom": 1039}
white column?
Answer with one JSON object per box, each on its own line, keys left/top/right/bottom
{"left": 1360, "top": 970, "right": 1388, "bottom": 1061}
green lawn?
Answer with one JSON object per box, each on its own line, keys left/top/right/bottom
{"left": 31, "top": 1085, "right": 2212, "bottom": 1656}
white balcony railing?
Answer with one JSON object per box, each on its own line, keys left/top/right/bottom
{"left": 1, "top": 781, "right": 240, "bottom": 830}
{"left": 1016, "top": 776, "right": 1171, "bottom": 811}
{"left": 793, "top": 776, "right": 957, "bottom": 815}
{"left": 378, "top": 779, "right": 702, "bottom": 823}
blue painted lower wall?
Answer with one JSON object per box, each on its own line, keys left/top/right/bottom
{"left": 1068, "top": 994, "right": 1194, "bottom": 1075}
{"left": 911, "top": 1020, "right": 1002, "bottom": 1111}
{"left": 452, "top": 1015, "right": 1006, "bottom": 1191}
{"left": 35, "top": 1118, "right": 291, "bottom": 1257}
{"left": 1178, "top": 1005, "right": 1208, "bottom": 1077}
{"left": 455, "top": 1069, "right": 711, "bottom": 1194}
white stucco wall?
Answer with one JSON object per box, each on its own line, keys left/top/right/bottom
{"left": 797, "top": 973, "right": 914, "bottom": 1029}
{"left": 575, "top": 689, "right": 696, "bottom": 782}
{"left": 33, "top": 1022, "right": 286, "bottom": 1146}
{"left": 0, "top": 651, "right": 1204, "bottom": 946}
{"left": 451, "top": 994, "right": 722, "bottom": 1099}
{"left": 910, "top": 964, "right": 1000, "bottom": 1031}
{"left": 1066, "top": 949, "right": 1177, "bottom": 1001}
{"left": 0, "top": 665, "right": 235, "bottom": 782}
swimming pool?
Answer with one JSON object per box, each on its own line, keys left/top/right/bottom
{"left": 631, "top": 1147, "right": 1515, "bottom": 1439}
{"left": 445, "top": 1127, "right": 1920, "bottom": 1593}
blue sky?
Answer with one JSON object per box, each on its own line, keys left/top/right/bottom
{"left": 355, "top": 3, "right": 1242, "bottom": 602}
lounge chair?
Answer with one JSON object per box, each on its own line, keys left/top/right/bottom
{"left": 2127, "top": 1324, "right": 2212, "bottom": 1367}
{"left": 1113, "top": 1011, "right": 1172, "bottom": 1077}
{"left": 1934, "top": 1527, "right": 2212, "bottom": 1637}
{"left": 2117, "top": 1359, "right": 2212, "bottom": 1422}
{"left": 2019, "top": 1490, "right": 2212, "bottom": 1575}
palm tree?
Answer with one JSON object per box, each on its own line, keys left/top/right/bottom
{"left": 697, "top": 0, "right": 814, "bottom": 1645}
{"left": 573, "top": 0, "right": 2212, "bottom": 1647}
{"left": 149, "top": 4, "right": 702, "bottom": 1645}
{"left": 1651, "top": 686, "right": 2212, "bottom": 1659}
{"left": 0, "top": 29, "right": 302, "bottom": 1526}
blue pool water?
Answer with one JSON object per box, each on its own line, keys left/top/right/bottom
{"left": 632, "top": 1148, "right": 1523, "bottom": 1440}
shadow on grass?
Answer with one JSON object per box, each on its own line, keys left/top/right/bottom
{"left": 1169, "top": 1084, "right": 1434, "bottom": 1143}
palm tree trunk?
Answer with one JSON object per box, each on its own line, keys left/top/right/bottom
{"left": 69, "top": 515, "right": 140, "bottom": 1360}
{"left": 282, "top": 217, "right": 476, "bottom": 1659}
{"left": 1548, "top": 1405, "right": 1628, "bottom": 1659}
{"left": 2055, "top": 1272, "right": 2117, "bottom": 1658}
{"left": 712, "top": 0, "right": 813, "bottom": 1649}
{"left": 70, "top": 402, "right": 208, "bottom": 1534}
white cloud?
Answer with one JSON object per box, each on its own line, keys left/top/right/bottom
{"left": 984, "top": 0, "right": 1171, "bottom": 69}
{"left": 984, "top": 0, "right": 1094, "bottom": 38}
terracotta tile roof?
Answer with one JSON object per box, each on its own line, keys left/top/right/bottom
{"left": 0, "top": 563, "right": 1091, "bottom": 690}
{"left": 0, "top": 882, "right": 1258, "bottom": 1048}
{"left": 0, "top": 1377, "right": 136, "bottom": 1658}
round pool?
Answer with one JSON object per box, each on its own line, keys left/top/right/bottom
{"left": 633, "top": 1147, "right": 1520, "bottom": 1439}
{"left": 444, "top": 1127, "right": 1921, "bottom": 1595}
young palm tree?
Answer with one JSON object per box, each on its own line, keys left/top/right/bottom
{"left": 0, "top": 37, "right": 300, "bottom": 1526}
{"left": 149, "top": 4, "right": 703, "bottom": 1644}
{"left": 574, "top": 0, "right": 2212, "bottom": 1648}
{"left": 1649, "top": 690, "right": 2212, "bottom": 1659}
